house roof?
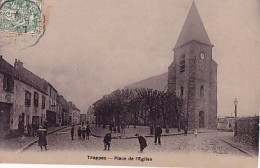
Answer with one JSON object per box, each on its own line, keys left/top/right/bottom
{"left": 174, "top": 1, "right": 213, "bottom": 49}
{"left": 72, "top": 104, "right": 80, "bottom": 111}
{"left": 0, "top": 57, "right": 19, "bottom": 78}
{"left": 57, "top": 95, "right": 69, "bottom": 110}
{"left": 0, "top": 57, "right": 47, "bottom": 94}
{"left": 16, "top": 65, "right": 48, "bottom": 94}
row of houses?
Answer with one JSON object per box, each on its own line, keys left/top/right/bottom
{"left": 0, "top": 56, "right": 80, "bottom": 137}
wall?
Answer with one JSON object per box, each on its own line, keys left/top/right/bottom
{"left": 236, "top": 116, "right": 259, "bottom": 146}
{"left": 0, "top": 72, "right": 48, "bottom": 131}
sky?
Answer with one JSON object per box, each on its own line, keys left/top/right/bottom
{"left": 1, "top": 0, "right": 260, "bottom": 116}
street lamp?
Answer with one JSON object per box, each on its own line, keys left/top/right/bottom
{"left": 234, "top": 98, "right": 238, "bottom": 136}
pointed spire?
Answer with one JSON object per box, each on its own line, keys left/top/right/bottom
{"left": 174, "top": 1, "right": 213, "bottom": 49}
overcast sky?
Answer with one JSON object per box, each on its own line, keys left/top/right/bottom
{"left": 1, "top": 0, "right": 260, "bottom": 116}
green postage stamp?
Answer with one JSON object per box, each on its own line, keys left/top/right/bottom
{"left": 0, "top": 0, "right": 43, "bottom": 35}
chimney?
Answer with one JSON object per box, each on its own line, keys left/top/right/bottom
{"left": 14, "top": 59, "right": 23, "bottom": 69}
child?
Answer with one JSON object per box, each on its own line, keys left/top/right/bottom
{"left": 103, "top": 133, "right": 112, "bottom": 151}
{"left": 37, "top": 126, "right": 47, "bottom": 150}
{"left": 81, "top": 126, "right": 86, "bottom": 140}
{"left": 194, "top": 127, "right": 198, "bottom": 137}
{"left": 77, "top": 127, "right": 82, "bottom": 138}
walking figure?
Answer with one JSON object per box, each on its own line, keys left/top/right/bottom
{"left": 82, "top": 126, "right": 86, "bottom": 140}
{"left": 37, "top": 126, "right": 47, "bottom": 150}
{"left": 194, "top": 127, "right": 198, "bottom": 137}
{"left": 154, "top": 125, "right": 162, "bottom": 145}
{"left": 184, "top": 126, "right": 188, "bottom": 136}
{"left": 109, "top": 123, "right": 114, "bottom": 133}
{"left": 71, "top": 125, "right": 75, "bottom": 140}
{"left": 86, "top": 125, "right": 91, "bottom": 140}
{"left": 135, "top": 134, "right": 147, "bottom": 152}
{"left": 121, "top": 121, "right": 126, "bottom": 134}
{"left": 78, "top": 127, "right": 82, "bottom": 138}
{"left": 103, "top": 133, "right": 112, "bottom": 151}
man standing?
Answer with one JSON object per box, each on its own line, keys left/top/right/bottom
{"left": 154, "top": 125, "right": 162, "bottom": 145}
{"left": 86, "top": 125, "right": 91, "bottom": 140}
{"left": 103, "top": 132, "right": 112, "bottom": 151}
{"left": 71, "top": 125, "right": 75, "bottom": 140}
{"left": 135, "top": 134, "right": 147, "bottom": 152}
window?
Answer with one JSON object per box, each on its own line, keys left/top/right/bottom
{"left": 3, "top": 75, "right": 14, "bottom": 93}
{"left": 34, "top": 92, "right": 39, "bottom": 107}
{"left": 42, "top": 95, "right": 46, "bottom": 109}
{"left": 200, "top": 85, "right": 204, "bottom": 98}
{"left": 25, "top": 91, "right": 31, "bottom": 107}
{"left": 180, "top": 54, "right": 185, "bottom": 73}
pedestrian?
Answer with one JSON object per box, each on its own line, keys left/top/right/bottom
{"left": 82, "top": 126, "right": 86, "bottom": 140}
{"left": 71, "top": 125, "right": 75, "bottom": 140}
{"left": 135, "top": 134, "right": 147, "bottom": 152}
{"left": 113, "top": 126, "right": 117, "bottom": 133}
{"left": 37, "top": 126, "right": 47, "bottom": 150}
{"left": 194, "top": 127, "right": 198, "bottom": 137}
{"left": 154, "top": 125, "right": 162, "bottom": 145}
{"left": 109, "top": 123, "right": 113, "bottom": 133}
{"left": 78, "top": 126, "right": 82, "bottom": 138}
{"left": 121, "top": 121, "right": 126, "bottom": 134}
{"left": 103, "top": 132, "right": 112, "bottom": 151}
{"left": 184, "top": 126, "right": 188, "bottom": 136}
{"left": 86, "top": 125, "right": 91, "bottom": 140}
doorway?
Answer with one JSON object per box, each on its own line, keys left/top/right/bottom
{"left": 0, "top": 103, "right": 12, "bottom": 136}
{"left": 199, "top": 111, "right": 205, "bottom": 128}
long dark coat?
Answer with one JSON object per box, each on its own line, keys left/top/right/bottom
{"left": 155, "top": 126, "right": 162, "bottom": 136}
{"left": 38, "top": 130, "right": 47, "bottom": 146}
{"left": 103, "top": 133, "right": 112, "bottom": 144}
{"left": 138, "top": 136, "right": 147, "bottom": 149}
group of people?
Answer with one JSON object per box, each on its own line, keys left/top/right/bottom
{"left": 37, "top": 123, "right": 199, "bottom": 152}
{"left": 70, "top": 125, "right": 92, "bottom": 140}
{"left": 102, "top": 125, "right": 163, "bottom": 153}
{"left": 108, "top": 122, "right": 127, "bottom": 134}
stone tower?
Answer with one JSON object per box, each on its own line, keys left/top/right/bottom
{"left": 168, "top": 1, "right": 217, "bottom": 129}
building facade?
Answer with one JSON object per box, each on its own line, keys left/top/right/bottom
{"left": 168, "top": 2, "right": 217, "bottom": 129}
{"left": 57, "top": 95, "right": 70, "bottom": 126}
{"left": 68, "top": 101, "right": 80, "bottom": 124}
{"left": 86, "top": 106, "right": 95, "bottom": 125}
{"left": 0, "top": 57, "right": 79, "bottom": 137}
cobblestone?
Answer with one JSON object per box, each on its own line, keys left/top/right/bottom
{"left": 24, "top": 125, "right": 250, "bottom": 157}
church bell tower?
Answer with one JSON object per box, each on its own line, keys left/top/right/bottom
{"left": 168, "top": 1, "right": 217, "bottom": 129}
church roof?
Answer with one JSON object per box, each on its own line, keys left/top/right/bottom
{"left": 174, "top": 1, "right": 213, "bottom": 49}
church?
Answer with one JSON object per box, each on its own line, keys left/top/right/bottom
{"left": 168, "top": 1, "right": 217, "bottom": 129}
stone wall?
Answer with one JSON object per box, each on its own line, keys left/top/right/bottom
{"left": 168, "top": 41, "right": 217, "bottom": 129}
{"left": 236, "top": 116, "right": 259, "bottom": 147}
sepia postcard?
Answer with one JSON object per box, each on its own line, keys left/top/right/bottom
{"left": 0, "top": 0, "right": 259, "bottom": 168}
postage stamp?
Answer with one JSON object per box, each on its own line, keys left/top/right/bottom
{"left": 0, "top": 0, "right": 43, "bottom": 35}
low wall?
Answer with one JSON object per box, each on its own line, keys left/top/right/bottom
{"left": 236, "top": 116, "right": 259, "bottom": 146}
